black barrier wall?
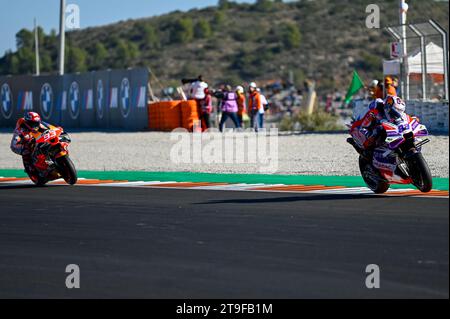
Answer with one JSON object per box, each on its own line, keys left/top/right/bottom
{"left": 0, "top": 75, "right": 35, "bottom": 127}
{"left": 0, "top": 68, "right": 149, "bottom": 130}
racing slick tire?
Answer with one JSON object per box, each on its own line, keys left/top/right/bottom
{"left": 56, "top": 156, "right": 78, "bottom": 185}
{"left": 407, "top": 152, "right": 433, "bottom": 193}
{"left": 359, "top": 156, "right": 390, "bottom": 194}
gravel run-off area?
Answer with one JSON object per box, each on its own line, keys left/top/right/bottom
{"left": 0, "top": 132, "right": 448, "bottom": 177}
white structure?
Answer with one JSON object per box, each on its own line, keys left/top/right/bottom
{"left": 384, "top": 42, "right": 445, "bottom": 76}
{"left": 407, "top": 42, "right": 444, "bottom": 75}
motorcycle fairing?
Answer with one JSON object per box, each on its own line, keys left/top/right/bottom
{"left": 382, "top": 115, "right": 429, "bottom": 150}
{"left": 373, "top": 146, "right": 412, "bottom": 184}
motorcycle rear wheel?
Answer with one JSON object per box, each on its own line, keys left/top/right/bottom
{"left": 407, "top": 153, "right": 433, "bottom": 193}
{"left": 56, "top": 156, "right": 78, "bottom": 185}
{"left": 359, "top": 156, "right": 390, "bottom": 194}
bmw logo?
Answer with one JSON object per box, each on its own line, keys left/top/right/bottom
{"left": 120, "top": 78, "right": 131, "bottom": 118}
{"left": 96, "top": 79, "right": 104, "bottom": 119}
{"left": 1, "top": 83, "right": 13, "bottom": 119}
{"left": 40, "top": 83, "right": 53, "bottom": 120}
{"left": 69, "top": 81, "right": 80, "bottom": 120}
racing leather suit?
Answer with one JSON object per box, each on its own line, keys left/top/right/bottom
{"left": 350, "top": 101, "right": 385, "bottom": 151}
{"left": 10, "top": 118, "right": 54, "bottom": 175}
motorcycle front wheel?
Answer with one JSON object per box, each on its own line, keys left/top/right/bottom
{"left": 359, "top": 156, "right": 390, "bottom": 194}
{"left": 56, "top": 156, "right": 78, "bottom": 185}
{"left": 407, "top": 152, "right": 432, "bottom": 193}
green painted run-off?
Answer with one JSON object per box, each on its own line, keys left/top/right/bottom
{"left": 0, "top": 169, "right": 448, "bottom": 191}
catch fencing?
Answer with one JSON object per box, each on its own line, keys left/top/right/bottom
{"left": 385, "top": 20, "right": 448, "bottom": 102}
{"left": 0, "top": 68, "right": 149, "bottom": 130}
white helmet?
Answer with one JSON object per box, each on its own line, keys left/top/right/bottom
{"left": 249, "top": 82, "right": 257, "bottom": 89}
{"left": 384, "top": 95, "right": 406, "bottom": 122}
{"left": 369, "top": 80, "right": 379, "bottom": 88}
{"left": 236, "top": 86, "right": 244, "bottom": 94}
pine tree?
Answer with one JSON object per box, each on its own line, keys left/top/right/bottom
{"left": 195, "top": 19, "right": 212, "bottom": 39}
{"left": 92, "top": 43, "right": 108, "bottom": 69}
{"left": 171, "top": 18, "right": 194, "bottom": 43}
{"left": 67, "top": 46, "right": 87, "bottom": 73}
{"left": 282, "top": 23, "right": 301, "bottom": 49}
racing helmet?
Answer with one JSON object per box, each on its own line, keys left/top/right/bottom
{"left": 24, "top": 112, "right": 42, "bottom": 132}
{"left": 384, "top": 95, "right": 406, "bottom": 123}
{"left": 369, "top": 80, "right": 379, "bottom": 89}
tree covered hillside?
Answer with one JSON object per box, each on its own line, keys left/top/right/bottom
{"left": 0, "top": 0, "right": 448, "bottom": 94}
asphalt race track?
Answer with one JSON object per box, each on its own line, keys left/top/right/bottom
{"left": 0, "top": 185, "right": 448, "bottom": 298}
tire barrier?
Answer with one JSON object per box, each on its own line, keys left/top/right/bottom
{"left": 0, "top": 68, "right": 149, "bottom": 130}
{"left": 148, "top": 100, "right": 200, "bottom": 132}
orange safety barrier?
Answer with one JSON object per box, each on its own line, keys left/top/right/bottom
{"left": 148, "top": 100, "right": 200, "bottom": 132}
{"left": 148, "top": 101, "right": 181, "bottom": 131}
{"left": 181, "top": 100, "right": 200, "bottom": 132}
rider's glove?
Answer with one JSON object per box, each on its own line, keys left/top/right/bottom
{"left": 23, "top": 134, "right": 33, "bottom": 142}
{"left": 360, "top": 128, "right": 370, "bottom": 138}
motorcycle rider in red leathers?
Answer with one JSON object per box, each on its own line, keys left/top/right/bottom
{"left": 10, "top": 112, "right": 56, "bottom": 180}
{"left": 349, "top": 96, "right": 407, "bottom": 159}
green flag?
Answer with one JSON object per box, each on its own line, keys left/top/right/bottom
{"left": 344, "top": 70, "right": 365, "bottom": 103}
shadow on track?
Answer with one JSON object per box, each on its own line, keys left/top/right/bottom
{"left": 0, "top": 184, "right": 62, "bottom": 190}
{"left": 195, "top": 193, "right": 381, "bottom": 205}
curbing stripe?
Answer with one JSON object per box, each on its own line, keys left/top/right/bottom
{"left": 0, "top": 177, "right": 448, "bottom": 198}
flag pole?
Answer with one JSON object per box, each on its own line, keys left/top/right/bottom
{"left": 58, "top": 0, "right": 66, "bottom": 75}
{"left": 34, "top": 18, "right": 40, "bottom": 76}
{"left": 400, "top": 0, "right": 409, "bottom": 100}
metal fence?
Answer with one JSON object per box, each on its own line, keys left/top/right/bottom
{"left": 385, "top": 19, "right": 448, "bottom": 102}
{"left": 0, "top": 68, "right": 149, "bottom": 129}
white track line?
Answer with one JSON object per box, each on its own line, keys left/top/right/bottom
{"left": 93, "top": 181, "right": 167, "bottom": 187}
{"left": 193, "top": 184, "right": 287, "bottom": 191}
{"left": 0, "top": 180, "right": 33, "bottom": 185}
{"left": 0, "top": 177, "right": 447, "bottom": 198}
{"left": 309, "top": 187, "right": 373, "bottom": 194}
